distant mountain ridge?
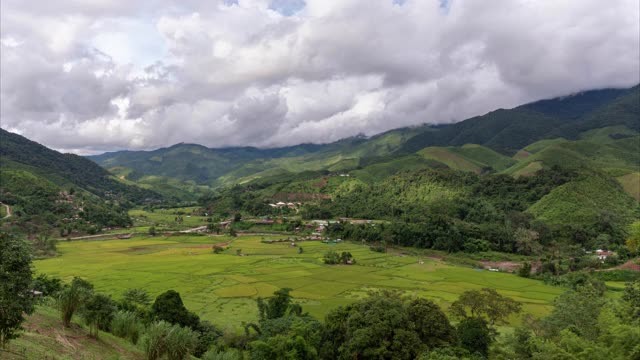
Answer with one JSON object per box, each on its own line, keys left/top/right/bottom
{"left": 86, "top": 85, "right": 639, "bottom": 192}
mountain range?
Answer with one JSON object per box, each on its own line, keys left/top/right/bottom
{"left": 87, "top": 85, "right": 639, "bottom": 200}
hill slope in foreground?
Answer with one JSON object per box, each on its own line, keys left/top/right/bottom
{"left": 3, "top": 306, "right": 142, "bottom": 360}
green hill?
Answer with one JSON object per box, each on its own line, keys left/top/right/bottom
{"left": 0, "top": 129, "right": 165, "bottom": 233}
{"left": 527, "top": 172, "right": 636, "bottom": 228}
{"left": 0, "top": 129, "right": 161, "bottom": 203}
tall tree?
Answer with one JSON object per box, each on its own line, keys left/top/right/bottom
{"left": 0, "top": 232, "right": 35, "bottom": 347}
{"left": 151, "top": 290, "right": 200, "bottom": 329}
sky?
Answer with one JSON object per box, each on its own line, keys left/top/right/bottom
{"left": 1, "top": 0, "right": 638, "bottom": 155}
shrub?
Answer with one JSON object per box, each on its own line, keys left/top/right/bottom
{"left": 517, "top": 262, "right": 532, "bottom": 278}
{"left": 202, "top": 348, "right": 243, "bottom": 360}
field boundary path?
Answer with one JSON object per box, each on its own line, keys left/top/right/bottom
{"left": 0, "top": 202, "right": 11, "bottom": 219}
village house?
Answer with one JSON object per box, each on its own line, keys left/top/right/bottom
{"left": 595, "top": 249, "right": 613, "bottom": 260}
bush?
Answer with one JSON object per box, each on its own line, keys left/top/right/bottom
{"left": 213, "top": 246, "right": 224, "bottom": 254}
{"left": 202, "top": 348, "right": 243, "bottom": 360}
{"left": 369, "top": 245, "right": 387, "bottom": 253}
{"left": 517, "top": 262, "right": 532, "bottom": 278}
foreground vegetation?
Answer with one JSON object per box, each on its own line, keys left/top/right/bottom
{"left": 2, "top": 230, "right": 639, "bottom": 359}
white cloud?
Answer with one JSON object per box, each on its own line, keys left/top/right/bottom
{"left": 1, "top": 0, "right": 638, "bottom": 153}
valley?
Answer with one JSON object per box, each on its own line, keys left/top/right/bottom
{"left": 1, "top": 85, "right": 639, "bottom": 359}
{"left": 34, "top": 233, "right": 563, "bottom": 329}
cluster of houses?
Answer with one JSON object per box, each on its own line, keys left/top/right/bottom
{"left": 268, "top": 202, "right": 299, "bottom": 209}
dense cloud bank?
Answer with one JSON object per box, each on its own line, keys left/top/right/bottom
{"left": 1, "top": 0, "right": 638, "bottom": 154}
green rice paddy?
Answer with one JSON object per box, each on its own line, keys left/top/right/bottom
{"left": 35, "top": 234, "right": 563, "bottom": 330}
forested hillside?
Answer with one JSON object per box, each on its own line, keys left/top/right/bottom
{"left": 0, "top": 129, "right": 164, "bottom": 234}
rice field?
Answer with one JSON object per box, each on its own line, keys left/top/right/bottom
{"left": 35, "top": 234, "right": 563, "bottom": 330}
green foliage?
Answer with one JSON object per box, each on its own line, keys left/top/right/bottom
{"left": 456, "top": 317, "right": 492, "bottom": 357}
{"left": 202, "top": 348, "right": 244, "bottom": 360}
{"left": 141, "top": 321, "right": 172, "bottom": 360}
{"left": 111, "top": 310, "right": 142, "bottom": 344}
{"left": 165, "top": 324, "right": 198, "bottom": 360}
{"left": 257, "top": 288, "right": 296, "bottom": 321}
{"left": 0, "top": 232, "right": 35, "bottom": 347}
{"left": 320, "top": 291, "right": 455, "bottom": 359}
{"left": 31, "top": 274, "right": 63, "bottom": 296}
{"left": 81, "top": 293, "right": 117, "bottom": 337}
{"left": 622, "top": 280, "right": 640, "bottom": 321}
{"left": 58, "top": 277, "right": 94, "bottom": 328}
{"left": 123, "top": 288, "right": 151, "bottom": 306}
{"left": 543, "top": 285, "right": 605, "bottom": 341}
{"left": 150, "top": 290, "right": 200, "bottom": 329}
{"left": 449, "top": 288, "right": 522, "bottom": 326}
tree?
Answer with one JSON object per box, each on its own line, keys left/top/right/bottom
{"left": 123, "top": 288, "right": 151, "bottom": 306}
{"left": 208, "top": 223, "right": 221, "bottom": 234}
{"left": 82, "top": 293, "right": 117, "bottom": 337}
{"left": 0, "top": 232, "right": 35, "bottom": 347}
{"left": 320, "top": 291, "right": 454, "bottom": 359}
{"left": 233, "top": 213, "right": 242, "bottom": 222}
{"left": 151, "top": 290, "right": 200, "bottom": 329}
{"left": 323, "top": 251, "right": 340, "bottom": 264}
{"left": 517, "top": 262, "right": 532, "bottom": 278}
{"left": 58, "top": 277, "right": 94, "bottom": 327}
{"left": 456, "top": 317, "right": 492, "bottom": 357}
{"left": 298, "top": 247, "right": 304, "bottom": 254}
{"left": 621, "top": 279, "right": 640, "bottom": 321}
{"left": 625, "top": 221, "right": 640, "bottom": 254}
{"left": 407, "top": 298, "right": 455, "bottom": 349}
{"left": 542, "top": 285, "right": 605, "bottom": 341}
{"left": 257, "top": 288, "right": 295, "bottom": 321}
{"left": 450, "top": 288, "right": 522, "bottom": 326}
{"left": 340, "top": 251, "right": 354, "bottom": 264}
{"left": 514, "top": 228, "right": 542, "bottom": 255}
{"left": 149, "top": 226, "right": 157, "bottom": 236}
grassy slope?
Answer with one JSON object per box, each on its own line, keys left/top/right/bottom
{"left": 617, "top": 172, "right": 640, "bottom": 201}
{"left": 35, "top": 234, "right": 563, "bottom": 330}
{"left": 417, "top": 144, "right": 516, "bottom": 174}
{"left": 504, "top": 129, "right": 640, "bottom": 177}
{"left": 3, "top": 306, "right": 143, "bottom": 360}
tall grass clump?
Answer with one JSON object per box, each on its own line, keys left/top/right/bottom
{"left": 140, "top": 321, "right": 198, "bottom": 360}
{"left": 165, "top": 325, "right": 198, "bottom": 360}
{"left": 111, "top": 310, "right": 142, "bottom": 344}
{"left": 141, "top": 321, "right": 171, "bottom": 360}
